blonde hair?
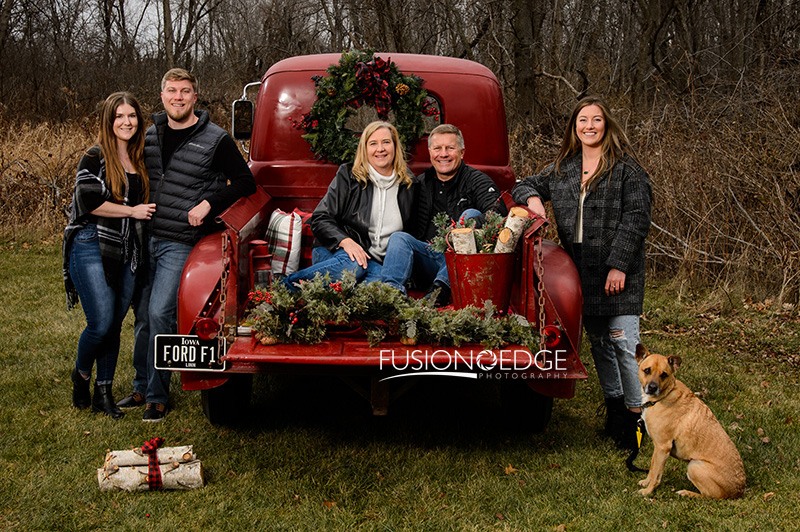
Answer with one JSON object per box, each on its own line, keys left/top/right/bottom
{"left": 161, "top": 68, "right": 198, "bottom": 92}
{"left": 352, "top": 121, "right": 413, "bottom": 188}
{"left": 94, "top": 92, "right": 149, "bottom": 203}
{"left": 553, "top": 96, "right": 638, "bottom": 189}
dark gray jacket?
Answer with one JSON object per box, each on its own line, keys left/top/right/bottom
{"left": 144, "top": 110, "right": 228, "bottom": 245}
{"left": 512, "top": 153, "right": 651, "bottom": 316}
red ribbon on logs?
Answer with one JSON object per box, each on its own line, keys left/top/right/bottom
{"left": 141, "top": 437, "right": 165, "bottom": 490}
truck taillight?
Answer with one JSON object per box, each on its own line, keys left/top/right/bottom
{"left": 196, "top": 318, "right": 219, "bottom": 340}
{"left": 542, "top": 325, "right": 563, "bottom": 348}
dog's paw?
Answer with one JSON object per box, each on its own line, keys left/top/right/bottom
{"left": 638, "top": 487, "right": 654, "bottom": 496}
{"left": 638, "top": 479, "right": 650, "bottom": 488}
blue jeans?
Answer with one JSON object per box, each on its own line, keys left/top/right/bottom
{"left": 380, "top": 232, "right": 448, "bottom": 293}
{"left": 380, "top": 209, "right": 482, "bottom": 293}
{"left": 129, "top": 275, "right": 150, "bottom": 396}
{"left": 69, "top": 225, "right": 136, "bottom": 384}
{"left": 583, "top": 314, "right": 643, "bottom": 408}
{"left": 282, "top": 247, "right": 382, "bottom": 291}
{"left": 141, "top": 237, "right": 193, "bottom": 405}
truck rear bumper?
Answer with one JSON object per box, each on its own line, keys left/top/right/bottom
{"left": 180, "top": 333, "right": 587, "bottom": 399}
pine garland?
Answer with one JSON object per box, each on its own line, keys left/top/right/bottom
{"left": 245, "top": 272, "right": 537, "bottom": 349}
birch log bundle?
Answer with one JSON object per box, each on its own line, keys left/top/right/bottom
{"left": 493, "top": 207, "right": 529, "bottom": 253}
{"left": 97, "top": 445, "right": 204, "bottom": 492}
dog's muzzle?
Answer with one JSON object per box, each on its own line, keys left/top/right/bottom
{"left": 644, "top": 382, "right": 660, "bottom": 396}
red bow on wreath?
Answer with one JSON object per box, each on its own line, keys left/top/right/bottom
{"left": 141, "top": 437, "right": 165, "bottom": 490}
{"left": 349, "top": 57, "right": 392, "bottom": 119}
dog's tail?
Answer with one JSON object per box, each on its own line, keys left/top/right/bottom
{"left": 625, "top": 418, "right": 649, "bottom": 473}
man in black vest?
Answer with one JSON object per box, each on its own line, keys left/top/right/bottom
{"left": 117, "top": 68, "right": 256, "bottom": 422}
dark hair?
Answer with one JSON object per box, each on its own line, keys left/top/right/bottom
{"left": 94, "top": 92, "right": 149, "bottom": 202}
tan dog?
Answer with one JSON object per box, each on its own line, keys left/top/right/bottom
{"left": 635, "top": 344, "right": 745, "bottom": 499}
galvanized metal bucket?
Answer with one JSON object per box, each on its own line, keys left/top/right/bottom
{"left": 444, "top": 251, "right": 516, "bottom": 312}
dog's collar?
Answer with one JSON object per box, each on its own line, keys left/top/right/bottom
{"left": 641, "top": 401, "right": 657, "bottom": 409}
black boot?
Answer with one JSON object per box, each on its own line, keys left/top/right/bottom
{"left": 600, "top": 395, "right": 626, "bottom": 440}
{"left": 71, "top": 367, "right": 91, "bottom": 409}
{"left": 92, "top": 383, "right": 125, "bottom": 419}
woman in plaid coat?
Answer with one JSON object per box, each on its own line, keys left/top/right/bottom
{"left": 512, "top": 96, "right": 652, "bottom": 448}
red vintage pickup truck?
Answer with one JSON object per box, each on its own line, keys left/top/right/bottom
{"left": 161, "top": 53, "right": 587, "bottom": 431}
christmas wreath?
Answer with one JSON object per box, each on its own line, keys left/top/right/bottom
{"left": 292, "top": 50, "right": 440, "bottom": 165}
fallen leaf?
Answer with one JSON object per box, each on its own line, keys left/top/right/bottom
{"left": 757, "top": 428, "right": 765, "bottom": 437}
{"left": 555, "top": 525, "right": 566, "bottom": 531}
{"left": 761, "top": 437, "right": 771, "bottom": 444}
{"left": 323, "top": 501, "right": 336, "bottom": 509}
{"left": 663, "top": 521, "right": 668, "bottom": 529}
{"left": 495, "top": 513, "right": 505, "bottom": 520}
{"left": 763, "top": 492, "right": 775, "bottom": 501}
{"left": 735, "top": 413, "right": 743, "bottom": 419}
{"left": 83, "top": 431, "right": 91, "bottom": 435}
{"left": 38, "top": 410, "right": 46, "bottom": 416}
{"left": 761, "top": 381, "right": 770, "bottom": 388}
{"left": 505, "top": 464, "right": 518, "bottom": 475}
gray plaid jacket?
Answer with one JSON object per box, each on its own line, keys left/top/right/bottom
{"left": 512, "top": 153, "right": 652, "bottom": 316}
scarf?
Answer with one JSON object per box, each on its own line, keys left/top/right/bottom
{"left": 367, "top": 164, "right": 402, "bottom": 262}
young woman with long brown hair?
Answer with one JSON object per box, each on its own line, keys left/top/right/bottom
{"left": 63, "top": 92, "right": 156, "bottom": 418}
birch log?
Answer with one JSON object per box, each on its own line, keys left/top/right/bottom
{"left": 493, "top": 207, "right": 529, "bottom": 253}
{"left": 103, "top": 446, "right": 195, "bottom": 468}
{"left": 451, "top": 227, "right": 477, "bottom": 254}
{"left": 97, "top": 460, "right": 204, "bottom": 492}
{"left": 494, "top": 228, "right": 515, "bottom": 253}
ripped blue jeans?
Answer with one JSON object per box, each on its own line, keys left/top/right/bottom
{"left": 583, "top": 314, "right": 643, "bottom": 409}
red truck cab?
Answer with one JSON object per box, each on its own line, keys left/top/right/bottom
{"left": 168, "top": 53, "right": 587, "bottom": 430}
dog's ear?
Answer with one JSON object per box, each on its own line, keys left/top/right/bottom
{"left": 635, "top": 344, "right": 649, "bottom": 363}
{"left": 668, "top": 356, "right": 683, "bottom": 371}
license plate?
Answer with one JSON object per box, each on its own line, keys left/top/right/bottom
{"left": 154, "top": 335, "right": 227, "bottom": 371}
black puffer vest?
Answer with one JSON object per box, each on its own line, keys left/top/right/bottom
{"left": 144, "top": 110, "right": 227, "bottom": 245}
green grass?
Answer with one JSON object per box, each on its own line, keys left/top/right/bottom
{"left": 1, "top": 240, "right": 799, "bottom": 531}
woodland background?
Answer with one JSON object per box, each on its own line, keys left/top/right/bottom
{"left": 1, "top": 0, "right": 799, "bottom": 302}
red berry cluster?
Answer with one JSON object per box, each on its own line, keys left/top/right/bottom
{"left": 248, "top": 289, "right": 272, "bottom": 305}
{"left": 290, "top": 113, "right": 318, "bottom": 131}
{"left": 329, "top": 281, "right": 343, "bottom": 293}
{"left": 422, "top": 99, "right": 441, "bottom": 121}
{"left": 288, "top": 311, "right": 299, "bottom": 324}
